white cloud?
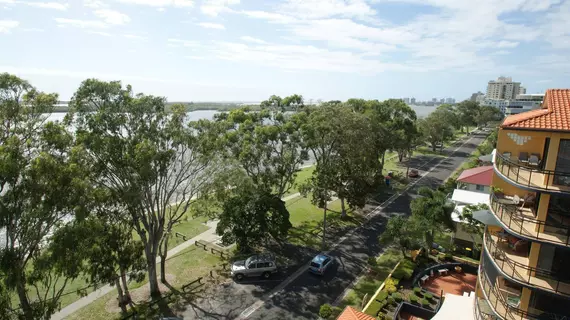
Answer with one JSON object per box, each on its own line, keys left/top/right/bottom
{"left": 0, "top": 20, "right": 19, "bottom": 33}
{"left": 536, "top": 79, "right": 552, "bottom": 83}
{"left": 116, "top": 0, "right": 193, "bottom": 7}
{"left": 157, "top": 7, "right": 165, "bottom": 11}
{"left": 240, "top": 36, "right": 266, "bottom": 44}
{"left": 84, "top": 0, "right": 106, "bottom": 8}
{"left": 123, "top": 34, "right": 146, "bottom": 40}
{"left": 168, "top": 38, "right": 200, "bottom": 47}
{"left": 22, "top": 27, "right": 45, "bottom": 32}
{"left": 88, "top": 30, "right": 113, "bottom": 36}
{"left": 94, "top": 9, "right": 130, "bottom": 25}
{"left": 280, "top": 0, "right": 376, "bottom": 20}
{"left": 496, "top": 40, "right": 519, "bottom": 48}
{"left": 54, "top": 18, "right": 108, "bottom": 28}
{"left": 25, "top": 1, "right": 68, "bottom": 10}
{"left": 186, "top": 55, "right": 206, "bottom": 60}
{"left": 492, "top": 50, "right": 510, "bottom": 55}
{"left": 200, "top": 0, "right": 239, "bottom": 16}
{"left": 197, "top": 22, "right": 225, "bottom": 30}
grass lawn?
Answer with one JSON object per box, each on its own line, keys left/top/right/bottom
{"left": 285, "top": 165, "right": 315, "bottom": 196}
{"left": 67, "top": 246, "right": 222, "bottom": 320}
{"left": 340, "top": 248, "right": 404, "bottom": 309}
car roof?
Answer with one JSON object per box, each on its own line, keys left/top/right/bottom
{"left": 312, "top": 254, "right": 330, "bottom": 264}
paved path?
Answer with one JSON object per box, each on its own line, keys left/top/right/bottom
{"left": 181, "top": 131, "right": 487, "bottom": 320}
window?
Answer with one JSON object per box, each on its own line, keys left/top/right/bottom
{"left": 248, "top": 263, "right": 257, "bottom": 269}
{"left": 255, "top": 263, "right": 265, "bottom": 268}
{"left": 554, "top": 139, "right": 570, "bottom": 186}
{"left": 475, "top": 184, "right": 485, "bottom": 191}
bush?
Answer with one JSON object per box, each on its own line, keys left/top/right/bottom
{"left": 391, "top": 259, "right": 416, "bottom": 280}
{"left": 413, "top": 287, "right": 422, "bottom": 295}
{"left": 444, "top": 253, "right": 453, "bottom": 261}
{"left": 409, "top": 295, "right": 418, "bottom": 304}
{"left": 365, "top": 300, "right": 382, "bottom": 316}
{"left": 330, "top": 306, "right": 342, "bottom": 319}
{"left": 377, "top": 290, "right": 389, "bottom": 302}
{"left": 421, "top": 299, "right": 430, "bottom": 307}
{"left": 319, "top": 304, "right": 333, "bottom": 319}
{"left": 384, "top": 278, "right": 397, "bottom": 294}
{"left": 425, "top": 292, "right": 433, "bottom": 300}
{"left": 368, "top": 256, "right": 378, "bottom": 266}
{"left": 392, "top": 292, "right": 402, "bottom": 302}
{"left": 385, "top": 316, "right": 393, "bottom": 320}
{"left": 387, "top": 297, "right": 395, "bottom": 305}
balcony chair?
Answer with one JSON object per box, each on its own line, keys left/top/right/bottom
{"left": 529, "top": 154, "right": 541, "bottom": 167}
{"left": 518, "top": 152, "right": 529, "bottom": 164}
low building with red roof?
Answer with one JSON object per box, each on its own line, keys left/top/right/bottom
{"left": 336, "top": 306, "right": 376, "bottom": 320}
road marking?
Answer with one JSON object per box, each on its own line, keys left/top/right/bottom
{"left": 236, "top": 134, "right": 482, "bottom": 319}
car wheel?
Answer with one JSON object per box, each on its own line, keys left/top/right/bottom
{"left": 235, "top": 273, "right": 244, "bottom": 281}
{"left": 262, "top": 272, "right": 271, "bottom": 279}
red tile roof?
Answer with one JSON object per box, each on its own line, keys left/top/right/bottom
{"left": 337, "top": 306, "right": 376, "bottom": 320}
{"left": 502, "top": 89, "right": 570, "bottom": 131}
{"left": 456, "top": 166, "right": 493, "bottom": 186}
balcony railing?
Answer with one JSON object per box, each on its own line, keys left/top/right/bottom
{"left": 478, "top": 265, "right": 540, "bottom": 320}
{"left": 479, "top": 258, "right": 569, "bottom": 320}
{"left": 495, "top": 152, "right": 570, "bottom": 194}
{"left": 490, "top": 191, "right": 570, "bottom": 247}
{"left": 484, "top": 231, "right": 570, "bottom": 297}
{"left": 475, "top": 297, "right": 501, "bottom": 320}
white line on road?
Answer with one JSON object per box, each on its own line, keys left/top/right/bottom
{"left": 236, "top": 134, "right": 480, "bottom": 320}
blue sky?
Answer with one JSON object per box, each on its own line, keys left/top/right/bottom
{"left": 1, "top": 0, "right": 569, "bottom": 102}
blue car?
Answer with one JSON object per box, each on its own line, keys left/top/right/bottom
{"left": 309, "top": 254, "right": 333, "bottom": 275}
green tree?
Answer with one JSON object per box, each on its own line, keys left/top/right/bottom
{"left": 455, "top": 100, "right": 480, "bottom": 133}
{"left": 0, "top": 73, "right": 90, "bottom": 319}
{"left": 379, "top": 99, "right": 418, "bottom": 162}
{"left": 475, "top": 106, "right": 502, "bottom": 127}
{"left": 211, "top": 107, "right": 307, "bottom": 250}
{"left": 418, "top": 111, "right": 454, "bottom": 151}
{"left": 282, "top": 94, "right": 304, "bottom": 111}
{"left": 67, "top": 80, "right": 215, "bottom": 297}
{"left": 379, "top": 216, "right": 423, "bottom": 256}
{"left": 410, "top": 187, "right": 456, "bottom": 253}
{"left": 458, "top": 203, "right": 488, "bottom": 254}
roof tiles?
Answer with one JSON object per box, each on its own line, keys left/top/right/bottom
{"left": 456, "top": 166, "right": 493, "bottom": 186}
{"left": 502, "top": 89, "right": 570, "bottom": 131}
{"left": 336, "top": 306, "right": 376, "bottom": 320}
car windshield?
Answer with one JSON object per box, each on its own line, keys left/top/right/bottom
{"left": 310, "top": 262, "right": 320, "bottom": 268}
{"left": 245, "top": 257, "right": 253, "bottom": 266}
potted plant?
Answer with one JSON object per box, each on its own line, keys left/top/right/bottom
{"left": 491, "top": 186, "right": 504, "bottom": 197}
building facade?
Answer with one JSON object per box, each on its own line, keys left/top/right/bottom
{"left": 483, "top": 99, "right": 510, "bottom": 113}
{"left": 504, "top": 94, "right": 545, "bottom": 116}
{"left": 475, "top": 89, "right": 570, "bottom": 320}
{"left": 486, "top": 77, "right": 522, "bottom": 100}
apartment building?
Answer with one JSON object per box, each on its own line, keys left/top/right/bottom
{"left": 504, "top": 94, "right": 545, "bottom": 116}
{"left": 475, "top": 89, "right": 570, "bottom": 320}
{"left": 486, "top": 77, "right": 522, "bottom": 100}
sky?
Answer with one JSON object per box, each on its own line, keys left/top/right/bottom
{"left": 1, "top": 0, "right": 570, "bottom": 102}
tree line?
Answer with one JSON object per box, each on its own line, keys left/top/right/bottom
{"left": 0, "top": 73, "right": 499, "bottom": 319}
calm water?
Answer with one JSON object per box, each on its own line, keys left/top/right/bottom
{"left": 45, "top": 105, "right": 436, "bottom": 123}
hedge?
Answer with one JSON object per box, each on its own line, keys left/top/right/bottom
{"left": 409, "top": 295, "right": 418, "bottom": 303}
{"left": 392, "top": 292, "right": 402, "bottom": 302}
{"left": 365, "top": 300, "right": 382, "bottom": 316}
{"left": 387, "top": 297, "right": 395, "bottom": 305}
{"left": 425, "top": 292, "right": 433, "bottom": 300}
{"left": 377, "top": 290, "right": 389, "bottom": 302}
{"left": 421, "top": 299, "right": 430, "bottom": 307}
{"left": 413, "top": 287, "right": 422, "bottom": 294}
{"left": 391, "top": 259, "right": 416, "bottom": 280}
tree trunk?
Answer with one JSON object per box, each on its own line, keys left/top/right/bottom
{"left": 115, "top": 278, "right": 128, "bottom": 315}
{"left": 322, "top": 204, "right": 327, "bottom": 251}
{"left": 16, "top": 277, "right": 34, "bottom": 320}
{"left": 340, "top": 198, "right": 346, "bottom": 218}
{"left": 425, "top": 231, "right": 434, "bottom": 255}
{"left": 120, "top": 269, "right": 133, "bottom": 308}
{"left": 144, "top": 242, "right": 161, "bottom": 299}
{"left": 431, "top": 143, "right": 436, "bottom": 152}
{"left": 159, "top": 236, "right": 169, "bottom": 284}
{"left": 381, "top": 151, "right": 386, "bottom": 167}
{"left": 398, "top": 151, "right": 404, "bottom": 162}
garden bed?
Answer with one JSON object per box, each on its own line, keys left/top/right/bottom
{"left": 364, "top": 284, "right": 442, "bottom": 319}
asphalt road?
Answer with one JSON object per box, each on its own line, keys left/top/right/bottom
{"left": 182, "top": 131, "right": 488, "bottom": 320}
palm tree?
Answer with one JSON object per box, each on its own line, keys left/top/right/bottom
{"left": 410, "top": 187, "right": 456, "bottom": 253}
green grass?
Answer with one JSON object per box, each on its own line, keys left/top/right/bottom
{"left": 286, "top": 166, "right": 315, "bottom": 196}
{"left": 67, "top": 246, "right": 222, "bottom": 320}
{"left": 340, "top": 249, "right": 404, "bottom": 309}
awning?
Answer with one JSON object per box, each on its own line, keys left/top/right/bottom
{"left": 473, "top": 210, "right": 501, "bottom": 226}
{"left": 451, "top": 189, "right": 490, "bottom": 206}
{"left": 431, "top": 293, "right": 475, "bottom": 320}
{"left": 478, "top": 149, "right": 496, "bottom": 163}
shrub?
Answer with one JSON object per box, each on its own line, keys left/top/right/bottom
{"left": 413, "top": 287, "right": 422, "bottom": 295}
{"left": 377, "top": 290, "right": 389, "bottom": 302}
{"left": 444, "top": 253, "right": 453, "bottom": 261}
{"left": 319, "top": 304, "right": 333, "bottom": 319}
{"left": 364, "top": 300, "right": 382, "bottom": 316}
{"left": 391, "top": 259, "right": 415, "bottom": 280}
{"left": 409, "top": 295, "right": 418, "bottom": 304}
{"left": 387, "top": 297, "right": 395, "bottom": 305}
{"left": 385, "top": 316, "right": 393, "bottom": 320}
{"left": 392, "top": 292, "right": 402, "bottom": 302}
{"left": 384, "top": 278, "right": 397, "bottom": 294}
{"left": 421, "top": 299, "right": 430, "bottom": 307}
{"left": 330, "top": 306, "right": 342, "bottom": 319}
{"left": 425, "top": 292, "right": 433, "bottom": 300}
{"left": 368, "top": 257, "right": 378, "bottom": 266}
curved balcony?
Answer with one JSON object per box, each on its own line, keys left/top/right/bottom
{"left": 483, "top": 231, "right": 570, "bottom": 297}
{"left": 475, "top": 297, "right": 501, "bottom": 320}
{"left": 494, "top": 152, "right": 570, "bottom": 195}
{"left": 478, "top": 265, "right": 539, "bottom": 320}
{"left": 490, "top": 191, "right": 570, "bottom": 247}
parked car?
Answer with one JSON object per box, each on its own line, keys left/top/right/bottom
{"left": 408, "top": 169, "right": 419, "bottom": 178}
{"left": 231, "top": 253, "right": 277, "bottom": 281}
{"left": 308, "top": 253, "right": 334, "bottom": 275}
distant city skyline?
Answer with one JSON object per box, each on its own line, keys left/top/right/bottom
{"left": 1, "top": 1, "right": 569, "bottom": 101}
